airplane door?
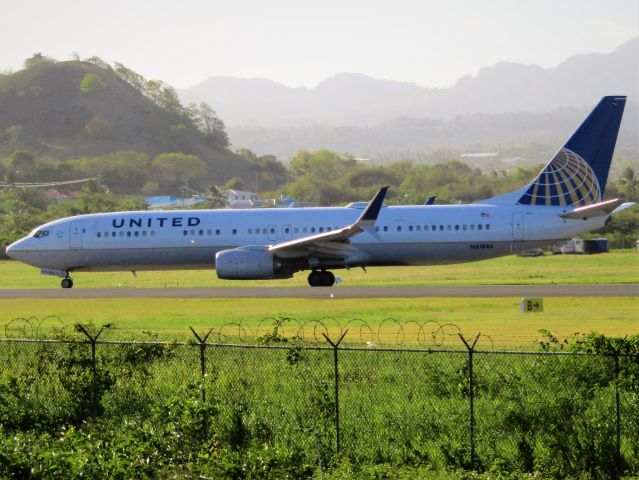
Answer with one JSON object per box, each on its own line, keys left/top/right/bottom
{"left": 512, "top": 214, "right": 524, "bottom": 241}
{"left": 70, "top": 220, "right": 83, "bottom": 249}
{"left": 282, "top": 224, "right": 292, "bottom": 241}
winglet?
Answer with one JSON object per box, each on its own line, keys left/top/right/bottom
{"left": 357, "top": 186, "right": 389, "bottom": 226}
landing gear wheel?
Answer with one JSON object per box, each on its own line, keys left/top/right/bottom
{"left": 320, "top": 270, "right": 335, "bottom": 287}
{"left": 308, "top": 270, "right": 321, "bottom": 287}
{"left": 61, "top": 278, "right": 73, "bottom": 289}
{"left": 307, "top": 270, "right": 335, "bottom": 287}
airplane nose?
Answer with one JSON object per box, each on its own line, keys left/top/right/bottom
{"left": 5, "top": 238, "right": 24, "bottom": 260}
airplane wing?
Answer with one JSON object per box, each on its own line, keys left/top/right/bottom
{"left": 559, "top": 198, "right": 630, "bottom": 220}
{"left": 268, "top": 186, "right": 388, "bottom": 258}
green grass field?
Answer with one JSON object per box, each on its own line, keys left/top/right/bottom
{"left": 1, "top": 250, "right": 638, "bottom": 289}
{"left": 2, "top": 297, "right": 637, "bottom": 348}
{"left": 1, "top": 251, "right": 637, "bottom": 347}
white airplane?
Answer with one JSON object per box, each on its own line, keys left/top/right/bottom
{"left": 6, "top": 96, "right": 634, "bottom": 288}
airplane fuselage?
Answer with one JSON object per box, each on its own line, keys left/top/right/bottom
{"left": 7, "top": 202, "right": 604, "bottom": 275}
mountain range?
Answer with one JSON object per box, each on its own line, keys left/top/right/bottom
{"left": 180, "top": 37, "right": 638, "bottom": 128}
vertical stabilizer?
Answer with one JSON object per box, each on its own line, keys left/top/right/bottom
{"left": 517, "top": 96, "right": 626, "bottom": 207}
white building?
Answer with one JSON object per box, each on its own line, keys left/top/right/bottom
{"left": 224, "top": 189, "right": 256, "bottom": 208}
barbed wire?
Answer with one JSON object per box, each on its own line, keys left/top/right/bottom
{"left": 2, "top": 315, "right": 499, "bottom": 348}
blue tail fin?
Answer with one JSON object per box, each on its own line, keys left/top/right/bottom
{"left": 518, "top": 96, "right": 626, "bottom": 207}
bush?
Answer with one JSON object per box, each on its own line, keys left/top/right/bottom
{"left": 80, "top": 73, "right": 107, "bottom": 95}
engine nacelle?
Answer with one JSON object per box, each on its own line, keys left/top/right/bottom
{"left": 215, "top": 247, "right": 287, "bottom": 280}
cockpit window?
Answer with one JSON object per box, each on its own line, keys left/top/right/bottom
{"left": 33, "top": 230, "right": 50, "bottom": 238}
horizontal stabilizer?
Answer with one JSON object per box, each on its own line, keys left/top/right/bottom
{"left": 560, "top": 198, "right": 625, "bottom": 220}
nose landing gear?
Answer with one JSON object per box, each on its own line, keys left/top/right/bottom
{"left": 307, "top": 270, "right": 335, "bottom": 287}
{"left": 60, "top": 277, "right": 73, "bottom": 289}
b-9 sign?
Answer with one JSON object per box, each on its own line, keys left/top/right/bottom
{"left": 520, "top": 297, "right": 544, "bottom": 313}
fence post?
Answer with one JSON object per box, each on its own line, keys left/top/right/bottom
{"left": 75, "top": 323, "right": 110, "bottom": 419}
{"left": 190, "top": 327, "right": 214, "bottom": 403}
{"left": 322, "top": 330, "right": 348, "bottom": 455}
{"left": 459, "top": 332, "right": 481, "bottom": 469}
{"left": 613, "top": 351, "right": 621, "bottom": 478}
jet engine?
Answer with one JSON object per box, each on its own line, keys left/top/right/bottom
{"left": 215, "top": 247, "right": 288, "bottom": 280}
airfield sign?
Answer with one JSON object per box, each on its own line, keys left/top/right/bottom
{"left": 520, "top": 298, "right": 544, "bottom": 313}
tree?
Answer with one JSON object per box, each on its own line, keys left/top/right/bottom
{"left": 289, "top": 150, "right": 357, "bottom": 179}
{"left": 618, "top": 167, "right": 638, "bottom": 202}
{"left": 188, "top": 102, "right": 229, "bottom": 148}
{"left": 69, "top": 152, "right": 150, "bottom": 192}
{"left": 113, "top": 62, "right": 147, "bottom": 92}
{"left": 194, "top": 185, "right": 228, "bottom": 209}
{"left": 23, "top": 53, "right": 56, "bottom": 69}
{"left": 151, "top": 153, "right": 205, "bottom": 193}
{"left": 7, "top": 151, "right": 36, "bottom": 181}
{"left": 223, "top": 177, "right": 245, "bottom": 191}
{"left": 80, "top": 73, "right": 107, "bottom": 95}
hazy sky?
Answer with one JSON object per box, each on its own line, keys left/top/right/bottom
{"left": 4, "top": 0, "right": 638, "bottom": 89}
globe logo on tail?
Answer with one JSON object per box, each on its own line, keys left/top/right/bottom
{"left": 518, "top": 148, "right": 601, "bottom": 207}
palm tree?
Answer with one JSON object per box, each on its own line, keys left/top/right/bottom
{"left": 197, "top": 185, "right": 228, "bottom": 209}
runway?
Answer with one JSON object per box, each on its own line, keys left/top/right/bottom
{"left": 0, "top": 284, "right": 637, "bottom": 299}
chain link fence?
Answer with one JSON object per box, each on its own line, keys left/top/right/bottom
{"left": 0, "top": 323, "right": 638, "bottom": 478}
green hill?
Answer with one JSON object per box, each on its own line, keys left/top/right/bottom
{"left": 0, "top": 57, "right": 274, "bottom": 193}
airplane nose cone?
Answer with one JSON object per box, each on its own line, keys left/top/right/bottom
{"left": 5, "top": 238, "right": 25, "bottom": 260}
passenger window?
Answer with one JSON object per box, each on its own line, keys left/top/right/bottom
{"left": 424, "top": 225, "right": 429, "bottom": 231}
{"left": 432, "top": 225, "right": 437, "bottom": 231}
{"left": 97, "top": 232, "right": 101, "bottom": 238}
{"left": 463, "top": 225, "right": 467, "bottom": 231}
{"left": 134, "top": 231, "right": 139, "bottom": 237}
{"left": 150, "top": 231, "right": 155, "bottom": 237}
{"left": 232, "top": 229, "right": 237, "bottom": 235}
{"left": 416, "top": 225, "right": 420, "bottom": 231}
{"left": 397, "top": 226, "right": 402, "bottom": 232}
{"left": 216, "top": 229, "right": 221, "bottom": 235}
{"left": 470, "top": 224, "right": 475, "bottom": 230}
{"left": 447, "top": 225, "right": 451, "bottom": 231}
{"left": 319, "top": 227, "right": 324, "bottom": 233}
{"left": 142, "top": 231, "right": 147, "bottom": 237}
{"left": 311, "top": 227, "right": 316, "bottom": 233}
{"left": 294, "top": 227, "right": 299, "bottom": 233}
{"left": 270, "top": 228, "right": 275, "bottom": 234}
{"left": 112, "top": 232, "right": 116, "bottom": 238}
{"left": 383, "top": 226, "right": 388, "bottom": 232}
{"left": 248, "top": 228, "right": 253, "bottom": 234}
{"left": 455, "top": 225, "right": 459, "bottom": 231}
{"left": 284, "top": 227, "right": 290, "bottom": 234}
{"left": 408, "top": 226, "right": 413, "bottom": 232}
{"left": 207, "top": 229, "right": 212, "bottom": 235}
{"left": 375, "top": 226, "right": 380, "bottom": 232}
{"left": 439, "top": 225, "right": 444, "bottom": 231}
{"left": 183, "top": 230, "right": 188, "bottom": 236}
{"left": 486, "top": 224, "right": 491, "bottom": 230}
{"left": 478, "top": 225, "right": 483, "bottom": 230}
{"left": 126, "top": 231, "right": 131, "bottom": 237}
{"left": 303, "top": 227, "right": 308, "bottom": 233}
{"left": 198, "top": 230, "right": 203, "bottom": 236}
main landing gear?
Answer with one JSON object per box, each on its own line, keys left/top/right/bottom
{"left": 60, "top": 276, "right": 73, "bottom": 289}
{"left": 307, "top": 270, "right": 335, "bottom": 287}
